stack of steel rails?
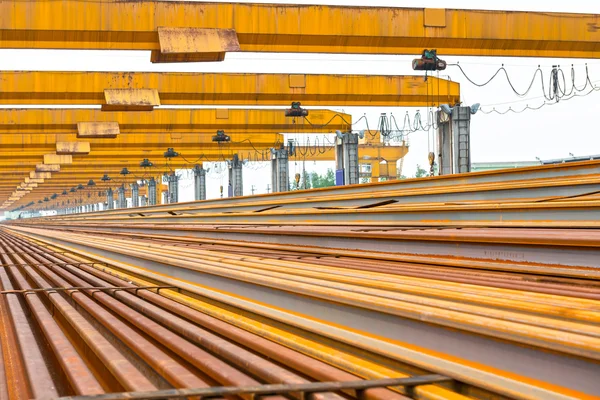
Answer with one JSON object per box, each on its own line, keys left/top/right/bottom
{"left": 2, "top": 161, "right": 600, "bottom": 399}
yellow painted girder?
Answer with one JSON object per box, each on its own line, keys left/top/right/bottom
{"left": 0, "top": 2, "right": 598, "bottom": 59}
{"left": 0, "top": 145, "right": 407, "bottom": 168}
{"left": 0, "top": 72, "right": 459, "bottom": 107}
{"left": 0, "top": 108, "right": 351, "bottom": 135}
{"left": 0, "top": 134, "right": 284, "bottom": 150}
{"left": 0, "top": 141, "right": 283, "bottom": 156}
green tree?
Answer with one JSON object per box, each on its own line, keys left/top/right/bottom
{"left": 414, "top": 164, "right": 428, "bottom": 178}
{"left": 310, "top": 168, "right": 336, "bottom": 188}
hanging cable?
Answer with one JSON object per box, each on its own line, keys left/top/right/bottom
{"left": 451, "top": 63, "right": 600, "bottom": 102}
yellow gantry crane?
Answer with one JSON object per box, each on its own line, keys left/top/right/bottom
{"left": 0, "top": 108, "right": 407, "bottom": 209}
{"left": 5, "top": 1, "right": 598, "bottom": 211}
{"left": 0, "top": 71, "right": 455, "bottom": 208}
{"left": 0, "top": 71, "right": 458, "bottom": 108}
{"left": 0, "top": 2, "right": 598, "bottom": 60}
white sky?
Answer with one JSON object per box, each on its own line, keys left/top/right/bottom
{"left": 1, "top": 0, "right": 600, "bottom": 201}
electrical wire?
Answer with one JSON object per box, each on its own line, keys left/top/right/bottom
{"left": 451, "top": 63, "right": 599, "bottom": 103}
{"left": 481, "top": 84, "right": 600, "bottom": 114}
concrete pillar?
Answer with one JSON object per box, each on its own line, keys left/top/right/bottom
{"left": 117, "top": 186, "right": 126, "bottom": 209}
{"left": 193, "top": 165, "right": 206, "bottom": 201}
{"left": 335, "top": 132, "right": 359, "bottom": 186}
{"left": 131, "top": 183, "right": 139, "bottom": 208}
{"left": 106, "top": 188, "right": 114, "bottom": 210}
{"left": 148, "top": 178, "right": 157, "bottom": 206}
{"left": 436, "top": 106, "right": 472, "bottom": 175}
{"left": 271, "top": 148, "right": 289, "bottom": 193}
{"left": 167, "top": 173, "right": 179, "bottom": 204}
{"left": 228, "top": 155, "right": 243, "bottom": 197}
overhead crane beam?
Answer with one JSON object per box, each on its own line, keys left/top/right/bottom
{"left": 0, "top": 108, "right": 352, "bottom": 135}
{"left": 0, "top": 72, "right": 459, "bottom": 107}
{"left": 0, "top": 146, "right": 407, "bottom": 168}
{"left": 0, "top": 144, "right": 408, "bottom": 205}
{"left": 0, "top": 1, "right": 598, "bottom": 59}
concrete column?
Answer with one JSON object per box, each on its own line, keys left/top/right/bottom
{"left": 117, "top": 186, "right": 126, "bottom": 209}
{"left": 271, "top": 148, "right": 289, "bottom": 193}
{"left": 106, "top": 188, "right": 114, "bottom": 210}
{"left": 436, "top": 106, "right": 472, "bottom": 175}
{"left": 335, "top": 132, "right": 359, "bottom": 186}
{"left": 228, "top": 155, "right": 243, "bottom": 197}
{"left": 193, "top": 165, "right": 206, "bottom": 201}
{"left": 131, "top": 182, "right": 139, "bottom": 208}
{"left": 167, "top": 173, "right": 179, "bottom": 204}
{"left": 148, "top": 178, "right": 157, "bottom": 206}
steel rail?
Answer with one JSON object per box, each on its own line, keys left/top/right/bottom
{"left": 0, "top": 230, "right": 423, "bottom": 400}
{"left": 5, "top": 227, "right": 600, "bottom": 398}
{"left": 40, "top": 174, "right": 600, "bottom": 219}
{"left": 24, "top": 228, "right": 600, "bottom": 360}
{"left": 16, "top": 160, "right": 600, "bottom": 218}
{"left": 22, "top": 222, "right": 600, "bottom": 271}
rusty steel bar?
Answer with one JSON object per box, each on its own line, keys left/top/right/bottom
{"left": 0, "top": 237, "right": 158, "bottom": 394}
{"left": 5, "top": 233, "right": 399, "bottom": 400}
{"left": 0, "top": 285, "right": 175, "bottom": 295}
{"left": 0, "top": 252, "right": 56, "bottom": 399}
{"left": 31, "top": 246, "right": 407, "bottom": 400}
{"left": 4, "top": 227, "right": 598, "bottom": 399}
{"left": 0, "top": 230, "right": 489, "bottom": 400}
{"left": 58, "top": 375, "right": 452, "bottom": 400}
{"left": 2, "top": 256, "right": 105, "bottom": 396}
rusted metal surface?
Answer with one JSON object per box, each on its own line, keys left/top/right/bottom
{"left": 55, "top": 142, "right": 91, "bottom": 155}
{"left": 4, "top": 161, "right": 600, "bottom": 398}
{"left": 0, "top": 229, "right": 422, "bottom": 400}
{"left": 102, "top": 89, "right": 161, "bottom": 112}
{"left": 76, "top": 122, "right": 120, "bottom": 139}
{"left": 152, "top": 27, "right": 241, "bottom": 63}
{"left": 2, "top": 225, "right": 599, "bottom": 399}
{"left": 59, "top": 375, "right": 451, "bottom": 400}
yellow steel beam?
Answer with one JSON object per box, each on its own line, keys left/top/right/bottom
{"left": 0, "top": 138, "right": 284, "bottom": 154}
{"left": 0, "top": 2, "right": 598, "bottom": 59}
{"left": 0, "top": 72, "right": 459, "bottom": 107}
{"left": 0, "top": 145, "right": 407, "bottom": 170}
{"left": 0, "top": 108, "right": 352, "bottom": 135}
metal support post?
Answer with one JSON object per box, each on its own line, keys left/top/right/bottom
{"left": 167, "top": 173, "right": 179, "bottom": 204}
{"left": 335, "top": 132, "right": 359, "bottom": 186}
{"left": 148, "top": 178, "right": 157, "bottom": 206}
{"left": 106, "top": 188, "right": 114, "bottom": 210}
{"left": 271, "top": 148, "right": 290, "bottom": 193}
{"left": 437, "top": 106, "right": 472, "bottom": 175}
{"left": 131, "top": 182, "right": 139, "bottom": 208}
{"left": 193, "top": 165, "right": 207, "bottom": 201}
{"left": 228, "top": 155, "right": 243, "bottom": 197}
